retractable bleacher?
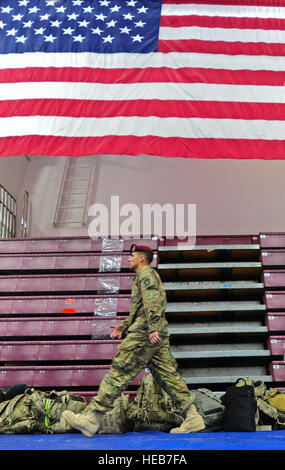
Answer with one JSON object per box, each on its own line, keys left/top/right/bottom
{"left": 159, "top": 235, "right": 271, "bottom": 388}
{"left": 0, "top": 233, "right": 285, "bottom": 402}
{"left": 0, "top": 236, "right": 157, "bottom": 401}
{"left": 261, "top": 233, "right": 285, "bottom": 387}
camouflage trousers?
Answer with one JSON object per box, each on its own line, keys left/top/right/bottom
{"left": 86, "top": 332, "right": 194, "bottom": 416}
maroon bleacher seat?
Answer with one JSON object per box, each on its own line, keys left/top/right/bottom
{"left": 259, "top": 233, "right": 285, "bottom": 249}
{"left": 0, "top": 237, "right": 160, "bottom": 254}
{"left": 270, "top": 362, "right": 285, "bottom": 382}
{"left": 268, "top": 337, "right": 285, "bottom": 356}
{"left": 0, "top": 236, "right": 163, "bottom": 396}
{"left": 263, "top": 271, "right": 285, "bottom": 289}
{"left": 0, "top": 316, "right": 127, "bottom": 337}
{"left": 264, "top": 292, "right": 285, "bottom": 310}
{"left": 0, "top": 294, "right": 131, "bottom": 315}
{"left": 0, "top": 365, "right": 145, "bottom": 387}
{"left": 163, "top": 235, "right": 257, "bottom": 246}
{"left": 0, "top": 340, "right": 120, "bottom": 361}
{"left": 0, "top": 273, "right": 135, "bottom": 293}
{"left": 261, "top": 250, "right": 285, "bottom": 267}
{"left": 0, "top": 252, "right": 158, "bottom": 271}
{"left": 266, "top": 313, "right": 285, "bottom": 331}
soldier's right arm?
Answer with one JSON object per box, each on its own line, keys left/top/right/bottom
{"left": 118, "top": 278, "right": 139, "bottom": 336}
{"left": 118, "top": 316, "right": 132, "bottom": 337}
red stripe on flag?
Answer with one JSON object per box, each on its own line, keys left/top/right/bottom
{"left": 160, "top": 14, "right": 285, "bottom": 30}
{"left": 0, "top": 135, "right": 284, "bottom": 159}
{"left": 1, "top": 99, "right": 285, "bottom": 120}
{"left": 158, "top": 39, "right": 285, "bottom": 55}
{"left": 1, "top": 67, "right": 284, "bottom": 86}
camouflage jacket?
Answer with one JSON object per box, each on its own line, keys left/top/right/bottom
{"left": 119, "top": 266, "right": 169, "bottom": 337}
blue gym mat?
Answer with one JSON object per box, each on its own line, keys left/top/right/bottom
{"left": 0, "top": 430, "right": 285, "bottom": 451}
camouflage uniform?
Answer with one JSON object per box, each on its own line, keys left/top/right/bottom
{"left": 86, "top": 265, "right": 194, "bottom": 416}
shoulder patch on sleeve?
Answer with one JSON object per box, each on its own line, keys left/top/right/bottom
{"left": 142, "top": 277, "right": 151, "bottom": 288}
{"left": 138, "top": 268, "right": 156, "bottom": 289}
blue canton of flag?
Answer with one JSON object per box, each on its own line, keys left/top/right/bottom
{"left": 0, "top": 0, "right": 162, "bottom": 53}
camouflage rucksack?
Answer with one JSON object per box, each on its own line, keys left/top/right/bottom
{"left": 262, "top": 388, "right": 285, "bottom": 429}
{"left": 126, "top": 373, "right": 183, "bottom": 432}
{"left": 99, "top": 394, "right": 133, "bottom": 434}
{"left": 0, "top": 389, "right": 87, "bottom": 434}
{"left": 189, "top": 388, "right": 225, "bottom": 431}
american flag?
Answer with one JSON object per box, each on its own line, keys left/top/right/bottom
{"left": 0, "top": 0, "right": 285, "bottom": 159}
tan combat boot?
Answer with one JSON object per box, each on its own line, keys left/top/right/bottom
{"left": 62, "top": 410, "right": 104, "bottom": 438}
{"left": 170, "top": 404, "right": 206, "bottom": 433}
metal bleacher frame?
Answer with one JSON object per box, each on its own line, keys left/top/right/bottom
{"left": 0, "top": 233, "right": 284, "bottom": 401}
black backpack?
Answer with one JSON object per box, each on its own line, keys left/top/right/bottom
{"left": 222, "top": 378, "right": 257, "bottom": 432}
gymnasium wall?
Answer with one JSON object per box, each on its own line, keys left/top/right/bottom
{"left": 0, "top": 154, "right": 285, "bottom": 237}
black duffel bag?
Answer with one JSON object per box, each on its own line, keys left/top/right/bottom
{"left": 221, "top": 378, "right": 257, "bottom": 432}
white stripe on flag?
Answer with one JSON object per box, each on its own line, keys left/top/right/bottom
{"left": 0, "top": 81, "right": 283, "bottom": 103}
{"left": 159, "top": 26, "right": 285, "bottom": 44}
{"left": 161, "top": 3, "right": 285, "bottom": 19}
{"left": 0, "top": 52, "right": 284, "bottom": 72}
{"left": 1, "top": 115, "right": 285, "bottom": 139}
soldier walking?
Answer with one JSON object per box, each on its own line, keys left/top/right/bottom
{"left": 62, "top": 244, "right": 205, "bottom": 437}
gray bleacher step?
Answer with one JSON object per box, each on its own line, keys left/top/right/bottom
{"left": 164, "top": 281, "right": 264, "bottom": 291}
{"left": 181, "top": 375, "right": 273, "bottom": 384}
{"left": 172, "top": 350, "right": 270, "bottom": 359}
{"left": 159, "top": 244, "right": 260, "bottom": 252}
{"left": 171, "top": 342, "right": 270, "bottom": 358}
{"left": 166, "top": 300, "right": 266, "bottom": 313}
{"left": 158, "top": 262, "right": 262, "bottom": 269}
{"left": 168, "top": 321, "right": 268, "bottom": 335}
{"left": 180, "top": 365, "right": 269, "bottom": 380}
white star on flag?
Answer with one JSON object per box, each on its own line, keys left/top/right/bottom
{"left": 28, "top": 6, "right": 40, "bottom": 13}
{"left": 6, "top": 28, "right": 18, "bottom": 36}
{"left": 34, "top": 27, "right": 46, "bottom": 35}
{"left": 123, "top": 13, "right": 134, "bottom": 20}
{"left": 40, "top": 14, "right": 50, "bottom": 21}
{"left": 50, "top": 20, "right": 62, "bottom": 28}
{"left": 95, "top": 13, "right": 107, "bottom": 21}
{"left": 73, "top": 34, "right": 85, "bottom": 42}
{"left": 110, "top": 5, "right": 121, "bottom": 13}
{"left": 135, "top": 21, "right": 146, "bottom": 28}
{"left": 102, "top": 35, "right": 114, "bottom": 43}
{"left": 12, "top": 14, "right": 24, "bottom": 21}
{"left": 44, "top": 34, "right": 56, "bottom": 42}
{"left": 132, "top": 34, "right": 143, "bottom": 42}
{"left": 78, "top": 20, "right": 90, "bottom": 28}
{"left": 83, "top": 7, "right": 93, "bottom": 13}
{"left": 106, "top": 20, "right": 117, "bottom": 28}
{"left": 56, "top": 6, "right": 67, "bottom": 13}
{"left": 63, "top": 27, "right": 74, "bottom": 35}
{"left": 91, "top": 27, "right": 103, "bottom": 35}
{"left": 15, "top": 35, "right": 27, "bottom": 43}
{"left": 23, "top": 21, "right": 33, "bottom": 28}
{"left": 68, "top": 13, "right": 79, "bottom": 21}
{"left": 1, "top": 6, "right": 13, "bottom": 13}
{"left": 120, "top": 26, "right": 131, "bottom": 34}
{"left": 138, "top": 6, "right": 148, "bottom": 14}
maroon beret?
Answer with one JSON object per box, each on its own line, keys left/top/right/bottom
{"left": 130, "top": 244, "right": 153, "bottom": 253}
